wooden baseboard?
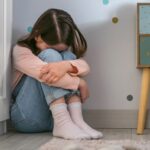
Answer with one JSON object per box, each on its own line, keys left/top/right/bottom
{"left": 6, "top": 109, "right": 150, "bottom": 130}
{"left": 83, "top": 109, "right": 150, "bottom": 128}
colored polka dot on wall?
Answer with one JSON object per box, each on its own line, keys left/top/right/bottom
{"left": 27, "top": 26, "right": 32, "bottom": 33}
{"left": 103, "top": 0, "right": 109, "bottom": 5}
{"left": 112, "top": 17, "right": 119, "bottom": 24}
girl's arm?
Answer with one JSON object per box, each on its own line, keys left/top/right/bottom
{"left": 40, "top": 50, "right": 90, "bottom": 78}
{"left": 69, "top": 59, "right": 90, "bottom": 77}
{"left": 78, "top": 78, "right": 90, "bottom": 103}
{"left": 39, "top": 51, "right": 90, "bottom": 84}
{"left": 62, "top": 50, "right": 90, "bottom": 77}
{"left": 13, "top": 45, "right": 80, "bottom": 90}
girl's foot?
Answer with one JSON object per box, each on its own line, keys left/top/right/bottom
{"left": 68, "top": 101, "right": 103, "bottom": 139}
{"left": 50, "top": 103, "right": 91, "bottom": 140}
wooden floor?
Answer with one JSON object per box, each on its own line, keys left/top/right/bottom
{"left": 0, "top": 129, "right": 150, "bottom": 150}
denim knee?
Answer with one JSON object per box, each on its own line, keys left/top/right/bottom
{"left": 61, "top": 50, "right": 77, "bottom": 60}
{"left": 38, "top": 49, "right": 63, "bottom": 63}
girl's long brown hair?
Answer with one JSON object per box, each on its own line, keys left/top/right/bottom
{"left": 17, "top": 9, "right": 87, "bottom": 58}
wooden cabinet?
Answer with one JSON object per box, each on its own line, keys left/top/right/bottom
{"left": 0, "top": 0, "right": 12, "bottom": 135}
{"left": 137, "top": 3, "right": 150, "bottom": 67}
{"left": 137, "top": 3, "right": 150, "bottom": 135}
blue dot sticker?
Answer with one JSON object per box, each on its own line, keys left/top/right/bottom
{"left": 27, "top": 26, "right": 32, "bottom": 33}
{"left": 103, "top": 0, "right": 109, "bottom": 5}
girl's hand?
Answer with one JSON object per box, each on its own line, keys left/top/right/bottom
{"left": 39, "top": 61, "right": 73, "bottom": 84}
{"left": 78, "top": 78, "right": 89, "bottom": 103}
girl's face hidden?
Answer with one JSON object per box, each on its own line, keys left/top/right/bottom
{"left": 35, "top": 36, "right": 68, "bottom": 51}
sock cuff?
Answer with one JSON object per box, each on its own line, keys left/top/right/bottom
{"left": 68, "top": 102, "right": 82, "bottom": 108}
{"left": 50, "top": 103, "right": 67, "bottom": 111}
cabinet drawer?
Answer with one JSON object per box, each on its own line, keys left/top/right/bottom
{"left": 139, "top": 5, "right": 150, "bottom": 34}
{"left": 140, "top": 36, "right": 150, "bottom": 65}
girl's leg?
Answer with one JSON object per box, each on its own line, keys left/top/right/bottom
{"left": 60, "top": 50, "right": 103, "bottom": 139}
{"left": 60, "top": 50, "right": 77, "bottom": 60}
{"left": 10, "top": 75, "right": 54, "bottom": 133}
{"left": 50, "top": 98, "right": 90, "bottom": 139}
{"left": 38, "top": 49, "right": 90, "bottom": 139}
{"left": 67, "top": 95, "right": 103, "bottom": 139}
{"left": 11, "top": 76, "right": 89, "bottom": 139}
{"left": 10, "top": 49, "right": 75, "bottom": 133}
{"left": 11, "top": 49, "right": 90, "bottom": 139}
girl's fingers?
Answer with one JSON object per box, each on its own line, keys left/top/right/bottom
{"left": 41, "top": 68, "right": 49, "bottom": 73}
{"left": 81, "top": 97, "right": 86, "bottom": 103}
{"left": 40, "top": 68, "right": 55, "bottom": 79}
{"left": 80, "top": 91, "right": 89, "bottom": 103}
{"left": 45, "top": 73, "right": 53, "bottom": 82}
{"left": 39, "top": 70, "right": 49, "bottom": 79}
{"left": 51, "top": 77, "right": 59, "bottom": 83}
{"left": 47, "top": 76, "right": 59, "bottom": 84}
{"left": 42, "top": 72, "right": 59, "bottom": 83}
{"left": 40, "top": 65, "right": 50, "bottom": 75}
{"left": 40, "top": 73, "right": 48, "bottom": 81}
{"left": 39, "top": 69, "right": 60, "bottom": 83}
{"left": 43, "top": 72, "right": 54, "bottom": 82}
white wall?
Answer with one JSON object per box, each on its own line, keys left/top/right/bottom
{"left": 0, "top": 0, "right": 4, "bottom": 96}
{"left": 13, "top": 0, "right": 150, "bottom": 110}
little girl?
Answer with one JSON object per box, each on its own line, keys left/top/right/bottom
{"left": 11, "top": 8, "right": 103, "bottom": 140}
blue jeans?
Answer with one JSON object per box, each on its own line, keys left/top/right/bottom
{"left": 10, "top": 49, "right": 78, "bottom": 133}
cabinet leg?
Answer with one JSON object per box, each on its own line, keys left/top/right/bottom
{"left": 137, "top": 68, "right": 150, "bottom": 135}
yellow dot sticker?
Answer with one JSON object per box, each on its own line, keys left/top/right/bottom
{"left": 112, "top": 17, "right": 119, "bottom": 24}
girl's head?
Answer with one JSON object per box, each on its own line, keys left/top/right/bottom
{"left": 18, "top": 8, "right": 87, "bottom": 58}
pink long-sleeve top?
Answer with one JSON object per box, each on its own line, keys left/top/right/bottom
{"left": 12, "top": 45, "right": 90, "bottom": 91}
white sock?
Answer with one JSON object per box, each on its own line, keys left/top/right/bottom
{"left": 68, "top": 102, "right": 103, "bottom": 139}
{"left": 50, "top": 103, "right": 91, "bottom": 140}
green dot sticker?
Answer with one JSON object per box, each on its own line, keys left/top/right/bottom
{"left": 112, "top": 17, "right": 119, "bottom": 24}
{"left": 103, "top": 0, "right": 109, "bottom": 5}
{"left": 27, "top": 26, "right": 32, "bottom": 33}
